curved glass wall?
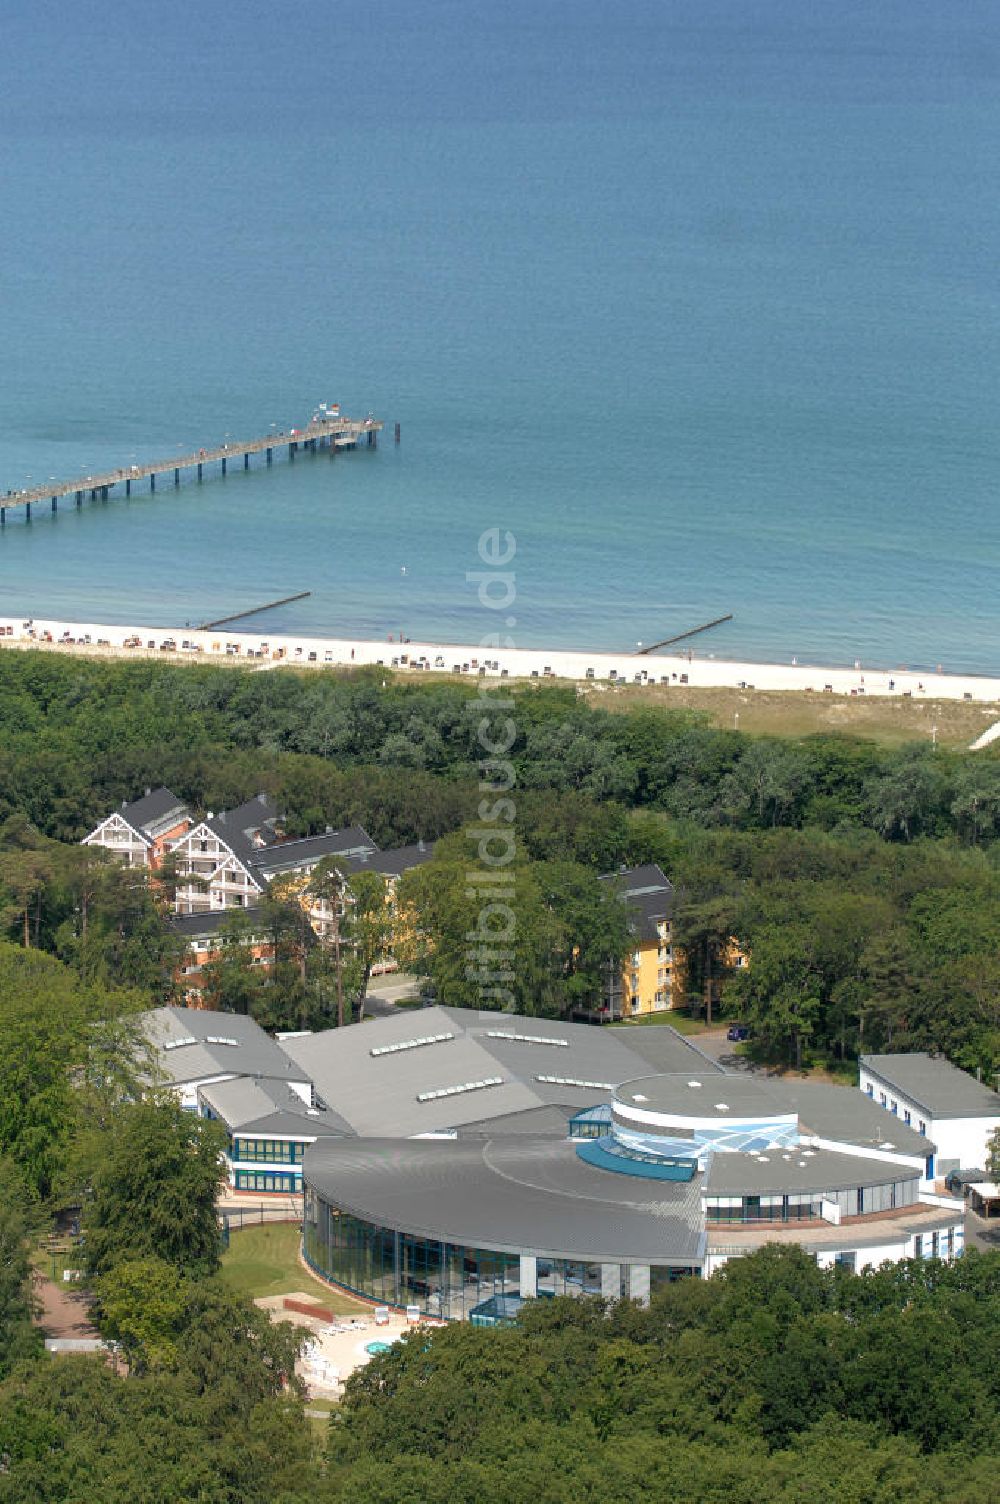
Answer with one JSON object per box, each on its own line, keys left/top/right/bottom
{"left": 304, "top": 1189, "right": 636, "bottom": 1320}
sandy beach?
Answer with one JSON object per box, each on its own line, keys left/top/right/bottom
{"left": 1, "top": 615, "right": 998, "bottom": 705}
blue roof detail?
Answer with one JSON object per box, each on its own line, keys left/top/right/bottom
{"left": 575, "top": 1138, "right": 697, "bottom": 1182}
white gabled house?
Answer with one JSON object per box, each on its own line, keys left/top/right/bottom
{"left": 82, "top": 786, "right": 192, "bottom": 870}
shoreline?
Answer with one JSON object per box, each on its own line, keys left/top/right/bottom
{"left": 2, "top": 615, "right": 998, "bottom": 704}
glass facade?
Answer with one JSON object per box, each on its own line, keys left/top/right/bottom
{"left": 706, "top": 1193, "right": 824, "bottom": 1224}
{"left": 304, "top": 1190, "right": 520, "bottom": 1320}
{"left": 302, "top": 1188, "right": 689, "bottom": 1321}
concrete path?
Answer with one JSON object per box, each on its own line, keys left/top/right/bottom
{"left": 969, "top": 720, "right": 1000, "bottom": 750}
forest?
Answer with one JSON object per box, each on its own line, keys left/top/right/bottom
{"left": 0, "top": 650, "right": 999, "bottom": 1500}
{"left": 0, "top": 652, "right": 997, "bottom": 1071}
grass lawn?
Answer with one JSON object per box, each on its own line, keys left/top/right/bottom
{"left": 220, "top": 1222, "right": 366, "bottom": 1312}
{"left": 611, "top": 1011, "right": 711, "bottom": 1034}
{"left": 588, "top": 682, "right": 999, "bottom": 748}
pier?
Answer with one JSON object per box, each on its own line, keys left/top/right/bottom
{"left": 0, "top": 412, "right": 383, "bottom": 525}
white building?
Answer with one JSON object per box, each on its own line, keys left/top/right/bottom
{"left": 82, "top": 786, "right": 192, "bottom": 870}
{"left": 859, "top": 1053, "right": 1000, "bottom": 1180}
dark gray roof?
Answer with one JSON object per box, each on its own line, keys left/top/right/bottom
{"left": 206, "top": 794, "right": 281, "bottom": 867}
{"left": 304, "top": 1134, "right": 705, "bottom": 1264}
{"left": 120, "top": 786, "right": 190, "bottom": 839}
{"left": 862, "top": 1054, "right": 1000, "bottom": 1120}
{"left": 169, "top": 907, "right": 267, "bottom": 940}
{"left": 704, "top": 1147, "right": 920, "bottom": 1197}
{"left": 339, "top": 842, "right": 435, "bottom": 879}
{"left": 142, "top": 1006, "right": 309, "bottom": 1087}
{"left": 600, "top": 862, "right": 675, "bottom": 943}
{"left": 198, "top": 1076, "right": 352, "bottom": 1138}
{"left": 249, "top": 825, "right": 377, "bottom": 877}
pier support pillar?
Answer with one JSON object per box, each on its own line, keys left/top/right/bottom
{"left": 266, "top": 447, "right": 272, "bottom": 465}
{"left": 368, "top": 429, "right": 377, "bottom": 448}
{"left": 150, "top": 474, "right": 155, "bottom": 493}
{"left": 51, "top": 496, "right": 57, "bottom": 513}
{"left": 124, "top": 480, "right": 130, "bottom": 498}
{"left": 197, "top": 463, "right": 203, "bottom": 482}
{"left": 1, "top": 507, "right": 5, "bottom": 527}
{"left": 395, "top": 422, "right": 401, "bottom": 444}
{"left": 244, "top": 452, "right": 249, "bottom": 470}
{"left": 289, "top": 443, "right": 296, "bottom": 459}
{"left": 174, "top": 468, "right": 180, "bottom": 487}
{"left": 101, "top": 487, "right": 108, "bottom": 501}
{"left": 77, "top": 490, "right": 84, "bottom": 505}
{"left": 90, "top": 489, "right": 96, "bottom": 500}
{"left": 25, "top": 502, "right": 31, "bottom": 522}
{"left": 221, "top": 456, "right": 227, "bottom": 476}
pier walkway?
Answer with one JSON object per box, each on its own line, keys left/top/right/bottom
{"left": 1, "top": 413, "right": 383, "bottom": 523}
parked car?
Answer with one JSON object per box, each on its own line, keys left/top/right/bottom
{"left": 726, "top": 1024, "right": 750, "bottom": 1043}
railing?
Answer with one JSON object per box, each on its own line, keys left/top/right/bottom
{"left": 4, "top": 416, "right": 384, "bottom": 508}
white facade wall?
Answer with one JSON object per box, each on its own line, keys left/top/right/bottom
{"left": 858, "top": 1066, "right": 1000, "bottom": 1177}
{"left": 705, "top": 1218, "right": 964, "bottom": 1278}
{"left": 83, "top": 813, "right": 151, "bottom": 868}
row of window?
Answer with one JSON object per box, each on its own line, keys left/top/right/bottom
{"left": 234, "top": 1171, "right": 300, "bottom": 1192}
{"left": 865, "top": 1084, "right": 927, "bottom": 1135}
{"left": 231, "top": 1137, "right": 306, "bottom": 1163}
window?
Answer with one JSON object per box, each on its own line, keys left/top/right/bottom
{"left": 918, "top": 1120, "right": 926, "bottom": 1136}
{"left": 856, "top": 1188, "right": 865, "bottom": 1215}
{"left": 879, "top": 1093, "right": 887, "bottom": 1107}
{"left": 834, "top": 1251, "right": 856, "bottom": 1271}
{"left": 890, "top": 1100, "right": 898, "bottom": 1115}
{"left": 866, "top": 1084, "right": 873, "bottom": 1098}
{"left": 904, "top": 1110, "right": 911, "bottom": 1125}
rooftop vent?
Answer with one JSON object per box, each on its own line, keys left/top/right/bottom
{"left": 163, "top": 1035, "right": 198, "bottom": 1051}
{"left": 485, "top": 1031, "right": 569, "bottom": 1048}
{"left": 632, "top": 1093, "right": 648, "bottom": 1103}
{"left": 536, "top": 1075, "right": 615, "bottom": 1091}
{"left": 687, "top": 1080, "right": 703, "bottom": 1089}
{"left": 714, "top": 1103, "right": 730, "bottom": 1112}
{"left": 370, "top": 1032, "right": 454, "bottom": 1058}
{"left": 417, "top": 1077, "right": 503, "bottom": 1103}
{"left": 206, "top": 1035, "right": 239, "bottom": 1046}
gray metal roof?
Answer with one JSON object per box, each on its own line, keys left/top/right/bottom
{"left": 206, "top": 794, "right": 281, "bottom": 868}
{"left": 607, "top": 1025, "right": 725, "bottom": 1076}
{"left": 615, "top": 1073, "right": 788, "bottom": 1119}
{"left": 280, "top": 1007, "right": 711, "bottom": 1138}
{"left": 456, "top": 1105, "right": 576, "bottom": 1137}
{"left": 198, "top": 1076, "right": 351, "bottom": 1138}
{"left": 304, "top": 1135, "right": 705, "bottom": 1265}
{"left": 861, "top": 1054, "right": 1000, "bottom": 1120}
{"left": 778, "top": 1078, "right": 933, "bottom": 1157}
{"left": 612, "top": 1072, "right": 933, "bottom": 1158}
{"left": 704, "top": 1147, "right": 920, "bottom": 1197}
{"left": 141, "top": 1006, "right": 309, "bottom": 1087}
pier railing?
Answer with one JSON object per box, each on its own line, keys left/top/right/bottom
{"left": 1, "top": 414, "right": 383, "bottom": 518}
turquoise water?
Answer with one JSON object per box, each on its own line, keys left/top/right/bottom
{"left": 1, "top": 0, "right": 998, "bottom": 671}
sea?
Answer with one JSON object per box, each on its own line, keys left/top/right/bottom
{"left": 1, "top": 0, "right": 998, "bottom": 673}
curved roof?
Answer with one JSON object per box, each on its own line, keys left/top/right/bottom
{"left": 303, "top": 1135, "right": 705, "bottom": 1265}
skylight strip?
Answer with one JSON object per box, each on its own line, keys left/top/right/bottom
{"left": 370, "top": 1031, "right": 455, "bottom": 1058}
{"left": 536, "top": 1075, "right": 615, "bottom": 1091}
{"left": 416, "top": 1077, "right": 503, "bottom": 1103}
{"left": 485, "top": 1031, "right": 569, "bottom": 1048}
